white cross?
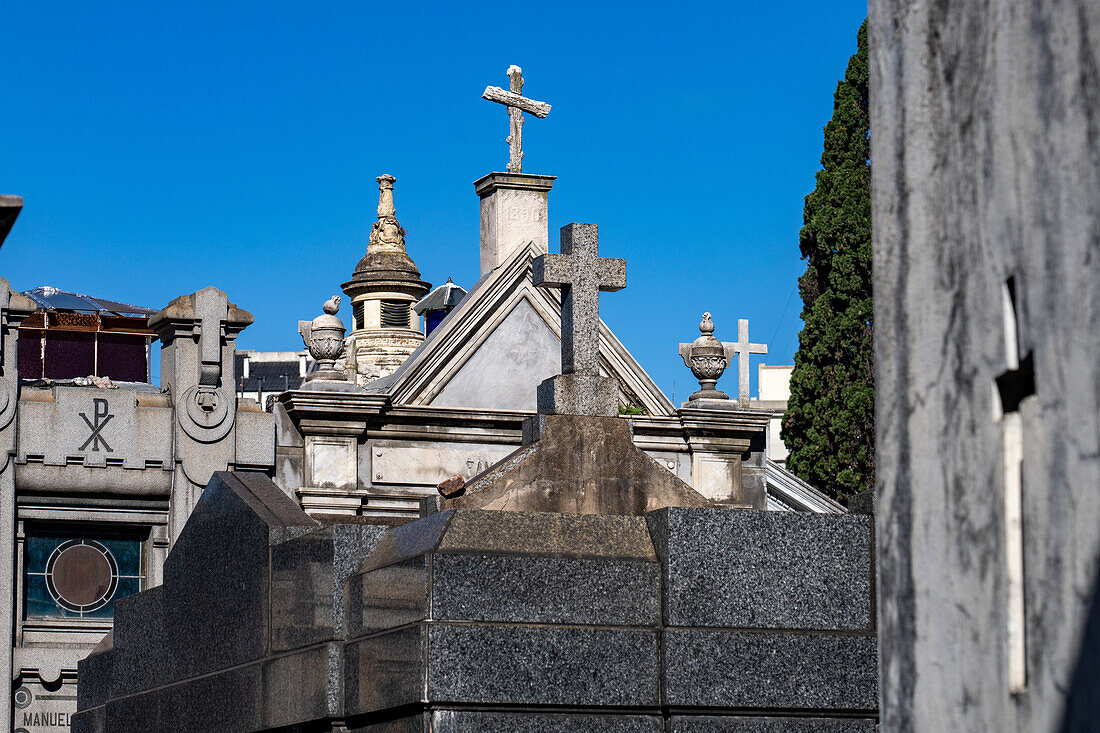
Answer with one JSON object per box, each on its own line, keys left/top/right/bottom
{"left": 482, "top": 65, "right": 551, "bottom": 174}
{"left": 732, "top": 319, "right": 767, "bottom": 407}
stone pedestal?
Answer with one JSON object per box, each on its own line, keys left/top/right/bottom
{"left": 474, "top": 172, "right": 556, "bottom": 275}
{"left": 536, "top": 373, "right": 619, "bottom": 417}
{"left": 298, "top": 417, "right": 365, "bottom": 516}
{"left": 679, "top": 406, "right": 767, "bottom": 509}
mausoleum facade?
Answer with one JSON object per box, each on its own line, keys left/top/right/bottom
{"left": 1, "top": 194, "right": 276, "bottom": 732}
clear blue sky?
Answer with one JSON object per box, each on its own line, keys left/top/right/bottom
{"left": 2, "top": 2, "right": 866, "bottom": 402}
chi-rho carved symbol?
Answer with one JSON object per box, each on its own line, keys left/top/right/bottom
{"left": 79, "top": 398, "right": 114, "bottom": 452}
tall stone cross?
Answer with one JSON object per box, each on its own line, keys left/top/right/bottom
{"left": 532, "top": 223, "right": 626, "bottom": 416}
{"left": 482, "top": 65, "right": 552, "bottom": 174}
{"left": 732, "top": 319, "right": 767, "bottom": 407}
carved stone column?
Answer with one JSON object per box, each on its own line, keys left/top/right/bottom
{"left": 150, "top": 287, "right": 268, "bottom": 541}
{"left": 474, "top": 172, "right": 556, "bottom": 275}
{"left": 0, "top": 278, "right": 36, "bottom": 731}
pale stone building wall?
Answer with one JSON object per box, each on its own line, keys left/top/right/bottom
{"left": 0, "top": 220, "right": 275, "bottom": 732}
{"left": 871, "top": 1, "right": 1100, "bottom": 729}
{"left": 753, "top": 364, "right": 793, "bottom": 463}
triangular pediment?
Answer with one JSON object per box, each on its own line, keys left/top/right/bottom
{"left": 382, "top": 242, "right": 675, "bottom": 416}
{"left": 432, "top": 297, "right": 558, "bottom": 411}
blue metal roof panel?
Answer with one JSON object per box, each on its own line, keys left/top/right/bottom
{"left": 22, "top": 287, "right": 157, "bottom": 316}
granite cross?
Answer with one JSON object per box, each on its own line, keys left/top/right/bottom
{"left": 533, "top": 223, "right": 626, "bottom": 379}
{"left": 482, "top": 65, "right": 552, "bottom": 174}
{"left": 732, "top": 319, "right": 767, "bottom": 407}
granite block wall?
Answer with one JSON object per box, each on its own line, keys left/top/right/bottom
{"left": 75, "top": 474, "right": 878, "bottom": 731}
{"left": 347, "top": 508, "right": 877, "bottom": 730}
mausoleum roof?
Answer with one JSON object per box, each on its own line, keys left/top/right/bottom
{"left": 349, "top": 249, "right": 425, "bottom": 283}
{"left": 23, "top": 286, "right": 157, "bottom": 316}
{"left": 413, "top": 278, "right": 467, "bottom": 314}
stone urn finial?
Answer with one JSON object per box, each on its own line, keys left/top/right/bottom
{"left": 299, "top": 296, "right": 348, "bottom": 382}
{"left": 678, "top": 312, "right": 735, "bottom": 402}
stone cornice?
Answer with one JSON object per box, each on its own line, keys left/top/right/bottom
{"left": 280, "top": 388, "right": 769, "bottom": 454}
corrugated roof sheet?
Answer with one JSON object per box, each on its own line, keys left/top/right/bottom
{"left": 23, "top": 286, "right": 158, "bottom": 316}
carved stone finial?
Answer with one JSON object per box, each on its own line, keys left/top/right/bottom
{"left": 700, "top": 312, "right": 714, "bottom": 335}
{"left": 299, "top": 297, "right": 347, "bottom": 381}
{"left": 376, "top": 174, "right": 396, "bottom": 217}
{"left": 678, "top": 313, "right": 736, "bottom": 403}
{"left": 368, "top": 174, "right": 406, "bottom": 251}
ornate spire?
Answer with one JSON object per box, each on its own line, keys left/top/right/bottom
{"left": 367, "top": 174, "right": 407, "bottom": 251}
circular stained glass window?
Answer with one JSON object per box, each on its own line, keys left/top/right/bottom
{"left": 44, "top": 539, "right": 118, "bottom": 613}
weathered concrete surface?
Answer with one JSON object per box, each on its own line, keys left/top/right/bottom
{"left": 870, "top": 1, "right": 1100, "bottom": 730}
{"left": 440, "top": 415, "right": 711, "bottom": 515}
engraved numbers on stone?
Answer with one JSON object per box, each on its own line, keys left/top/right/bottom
{"left": 504, "top": 204, "right": 542, "bottom": 224}
{"left": 78, "top": 398, "right": 114, "bottom": 452}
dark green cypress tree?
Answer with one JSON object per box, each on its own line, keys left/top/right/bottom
{"left": 781, "top": 21, "right": 873, "bottom": 504}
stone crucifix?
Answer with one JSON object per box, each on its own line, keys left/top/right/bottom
{"left": 732, "top": 319, "right": 767, "bottom": 407}
{"left": 482, "top": 65, "right": 551, "bottom": 174}
{"left": 532, "top": 223, "right": 626, "bottom": 416}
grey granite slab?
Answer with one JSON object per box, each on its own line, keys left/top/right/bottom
{"left": 670, "top": 716, "right": 878, "bottom": 732}
{"left": 345, "top": 625, "right": 425, "bottom": 717}
{"left": 261, "top": 644, "right": 331, "bottom": 728}
{"left": 107, "top": 585, "right": 170, "bottom": 698}
{"left": 430, "top": 711, "right": 663, "bottom": 732}
{"left": 426, "top": 623, "right": 660, "bottom": 707}
{"left": 430, "top": 553, "right": 659, "bottom": 625}
{"left": 363, "top": 509, "right": 658, "bottom": 568}
{"left": 664, "top": 629, "right": 878, "bottom": 710}
{"left": 69, "top": 705, "right": 106, "bottom": 733}
{"left": 648, "top": 508, "right": 873, "bottom": 630}
{"left": 271, "top": 528, "right": 340, "bottom": 651}
{"left": 360, "top": 509, "right": 452, "bottom": 570}
{"left": 345, "top": 623, "right": 660, "bottom": 716}
{"left": 438, "top": 509, "right": 657, "bottom": 560}
{"left": 156, "top": 473, "right": 316, "bottom": 680}
{"left": 74, "top": 648, "right": 113, "bottom": 711}
{"left": 351, "top": 710, "right": 664, "bottom": 732}
{"left": 347, "top": 557, "right": 430, "bottom": 638}
{"left": 103, "top": 663, "right": 263, "bottom": 732}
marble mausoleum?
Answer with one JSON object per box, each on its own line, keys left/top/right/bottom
{"left": 72, "top": 208, "right": 877, "bottom": 730}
